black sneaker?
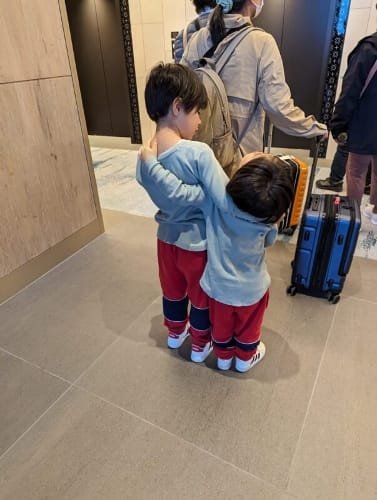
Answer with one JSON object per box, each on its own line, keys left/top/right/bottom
{"left": 316, "top": 177, "right": 343, "bottom": 192}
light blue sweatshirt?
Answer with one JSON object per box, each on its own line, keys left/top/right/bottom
{"left": 137, "top": 140, "right": 278, "bottom": 306}
{"left": 136, "top": 140, "right": 228, "bottom": 251}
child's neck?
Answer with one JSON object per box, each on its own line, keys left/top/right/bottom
{"left": 155, "top": 122, "right": 183, "bottom": 156}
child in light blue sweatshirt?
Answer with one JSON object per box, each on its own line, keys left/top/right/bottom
{"left": 139, "top": 146, "right": 294, "bottom": 372}
{"left": 137, "top": 62, "right": 231, "bottom": 363}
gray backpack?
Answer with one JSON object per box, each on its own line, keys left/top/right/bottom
{"left": 189, "top": 26, "right": 258, "bottom": 176}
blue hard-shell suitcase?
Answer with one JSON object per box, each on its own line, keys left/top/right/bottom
{"left": 287, "top": 194, "right": 361, "bottom": 303}
{"left": 287, "top": 139, "right": 361, "bottom": 304}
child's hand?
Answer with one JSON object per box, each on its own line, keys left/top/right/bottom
{"left": 139, "top": 138, "right": 157, "bottom": 161}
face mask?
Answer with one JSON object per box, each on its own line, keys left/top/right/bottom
{"left": 252, "top": 0, "right": 264, "bottom": 18}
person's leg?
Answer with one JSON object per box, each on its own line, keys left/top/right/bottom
{"left": 330, "top": 145, "right": 348, "bottom": 181}
{"left": 364, "top": 155, "right": 377, "bottom": 224}
{"left": 364, "top": 163, "right": 372, "bottom": 195}
{"left": 316, "top": 146, "right": 348, "bottom": 191}
{"left": 157, "top": 240, "right": 189, "bottom": 348}
{"left": 233, "top": 291, "right": 269, "bottom": 372}
{"left": 209, "top": 298, "right": 235, "bottom": 370}
{"left": 346, "top": 153, "right": 370, "bottom": 206}
{"left": 178, "top": 248, "right": 212, "bottom": 361}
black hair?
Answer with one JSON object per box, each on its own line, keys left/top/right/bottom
{"left": 226, "top": 155, "right": 294, "bottom": 224}
{"left": 193, "top": 0, "right": 216, "bottom": 14}
{"left": 144, "top": 63, "right": 208, "bottom": 122}
{"left": 209, "top": 1, "right": 248, "bottom": 45}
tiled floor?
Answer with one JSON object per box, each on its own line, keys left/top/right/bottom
{"left": 1, "top": 209, "right": 377, "bottom": 499}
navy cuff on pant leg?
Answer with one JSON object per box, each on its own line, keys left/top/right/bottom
{"left": 163, "top": 296, "right": 188, "bottom": 322}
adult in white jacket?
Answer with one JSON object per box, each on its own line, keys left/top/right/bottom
{"left": 181, "top": 0, "right": 327, "bottom": 154}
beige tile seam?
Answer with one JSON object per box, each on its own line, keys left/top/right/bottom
{"left": 0, "top": 75, "right": 72, "bottom": 86}
{"left": 0, "top": 347, "right": 71, "bottom": 385}
{"left": 72, "top": 383, "right": 285, "bottom": 496}
{"left": 285, "top": 300, "right": 339, "bottom": 492}
{"left": 344, "top": 294, "right": 377, "bottom": 306}
{"left": 0, "top": 384, "right": 73, "bottom": 464}
{"left": 0, "top": 332, "right": 121, "bottom": 464}
{"left": 72, "top": 297, "right": 162, "bottom": 385}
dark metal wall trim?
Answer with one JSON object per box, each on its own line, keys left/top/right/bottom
{"left": 119, "top": 0, "right": 142, "bottom": 144}
{"left": 319, "top": 0, "right": 351, "bottom": 156}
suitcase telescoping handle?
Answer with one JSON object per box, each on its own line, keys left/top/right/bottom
{"left": 304, "top": 137, "right": 322, "bottom": 210}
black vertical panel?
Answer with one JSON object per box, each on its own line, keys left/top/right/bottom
{"left": 65, "top": 0, "right": 133, "bottom": 137}
{"left": 254, "top": 0, "right": 285, "bottom": 49}
{"left": 255, "top": 0, "right": 337, "bottom": 150}
{"left": 95, "top": 0, "right": 133, "bottom": 137}
{"left": 65, "top": 0, "right": 112, "bottom": 135}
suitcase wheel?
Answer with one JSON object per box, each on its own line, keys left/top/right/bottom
{"left": 327, "top": 292, "right": 340, "bottom": 305}
{"left": 287, "top": 285, "right": 297, "bottom": 296}
{"left": 283, "top": 226, "right": 297, "bottom": 237}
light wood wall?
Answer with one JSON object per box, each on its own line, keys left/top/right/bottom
{"left": 0, "top": 0, "right": 104, "bottom": 301}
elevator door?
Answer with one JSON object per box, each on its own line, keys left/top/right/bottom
{"left": 255, "top": 0, "right": 337, "bottom": 149}
{"left": 65, "top": 0, "right": 134, "bottom": 138}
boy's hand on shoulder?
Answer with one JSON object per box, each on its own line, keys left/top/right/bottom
{"left": 139, "top": 138, "right": 158, "bottom": 161}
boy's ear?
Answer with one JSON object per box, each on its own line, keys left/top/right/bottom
{"left": 171, "top": 97, "right": 183, "bottom": 116}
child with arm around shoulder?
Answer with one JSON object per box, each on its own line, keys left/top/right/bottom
{"left": 137, "top": 62, "right": 230, "bottom": 364}
{"left": 139, "top": 149, "right": 294, "bottom": 372}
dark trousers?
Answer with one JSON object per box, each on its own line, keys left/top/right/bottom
{"left": 330, "top": 145, "right": 371, "bottom": 187}
{"left": 330, "top": 145, "right": 348, "bottom": 182}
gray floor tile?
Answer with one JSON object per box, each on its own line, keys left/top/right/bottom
{"left": 343, "top": 256, "right": 377, "bottom": 303}
{"left": 287, "top": 297, "right": 377, "bottom": 499}
{"left": 266, "top": 241, "right": 295, "bottom": 283}
{"left": 77, "top": 280, "right": 335, "bottom": 489}
{"left": 0, "top": 351, "right": 68, "bottom": 456}
{"left": 0, "top": 224, "right": 160, "bottom": 380}
{"left": 0, "top": 387, "right": 286, "bottom": 500}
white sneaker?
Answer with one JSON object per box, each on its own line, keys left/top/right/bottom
{"left": 363, "top": 205, "right": 377, "bottom": 225}
{"left": 217, "top": 357, "right": 233, "bottom": 371}
{"left": 191, "top": 341, "right": 212, "bottom": 363}
{"left": 167, "top": 325, "right": 189, "bottom": 349}
{"left": 235, "top": 343, "right": 266, "bottom": 373}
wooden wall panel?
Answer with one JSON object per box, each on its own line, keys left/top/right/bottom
{"left": 0, "top": 77, "right": 98, "bottom": 277}
{"left": 0, "top": 0, "right": 70, "bottom": 83}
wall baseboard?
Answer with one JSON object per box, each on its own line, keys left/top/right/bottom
{"left": 0, "top": 218, "right": 103, "bottom": 305}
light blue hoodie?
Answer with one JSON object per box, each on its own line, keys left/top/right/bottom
{"left": 137, "top": 140, "right": 277, "bottom": 306}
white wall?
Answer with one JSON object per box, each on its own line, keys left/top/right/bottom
{"left": 327, "top": 0, "right": 377, "bottom": 158}
{"left": 129, "top": 0, "right": 196, "bottom": 142}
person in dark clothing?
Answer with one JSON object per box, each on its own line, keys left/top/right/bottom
{"left": 316, "top": 145, "right": 371, "bottom": 194}
{"left": 325, "top": 32, "right": 377, "bottom": 222}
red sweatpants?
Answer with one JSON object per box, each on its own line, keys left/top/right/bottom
{"left": 209, "top": 291, "right": 269, "bottom": 361}
{"left": 157, "top": 240, "right": 210, "bottom": 348}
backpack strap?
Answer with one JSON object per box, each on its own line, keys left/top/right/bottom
{"left": 215, "top": 26, "right": 261, "bottom": 74}
{"left": 194, "top": 18, "right": 201, "bottom": 31}
{"left": 360, "top": 59, "right": 377, "bottom": 98}
{"left": 202, "top": 24, "right": 251, "bottom": 59}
